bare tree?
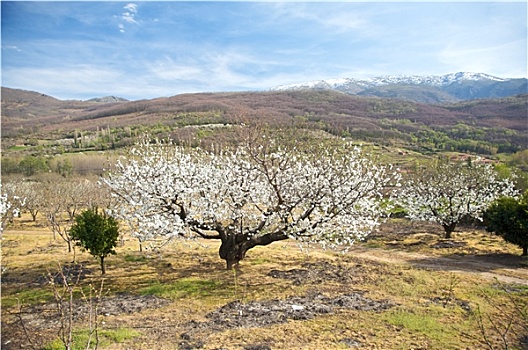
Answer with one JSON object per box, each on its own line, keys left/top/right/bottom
{"left": 41, "top": 178, "right": 107, "bottom": 254}
{"left": 3, "top": 180, "right": 45, "bottom": 222}
{"left": 15, "top": 262, "right": 105, "bottom": 350}
{"left": 471, "top": 284, "right": 528, "bottom": 350}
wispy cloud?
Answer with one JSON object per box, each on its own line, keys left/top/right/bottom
{"left": 439, "top": 39, "right": 528, "bottom": 78}
{"left": 264, "top": 3, "right": 373, "bottom": 36}
{"left": 147, "top": 51, "right": 258, "bottom": 89}
{"left": 2, "top": 65, "right": 122, "bottom": 99}
{"left": 2, "top": 45, "right": 22, "bottom": 52}
{"left": 117, "top": 3, "right": 138, "bottom": 33}
{"left": 145, "top": 48, "right": 336, "bottom": 93}
{"left": 148, "top": 57, "right": 206, "bottom": 82}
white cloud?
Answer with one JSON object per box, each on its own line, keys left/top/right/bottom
{"left": 146, "top": 49, "right": 345, "bottom": 93}
{"left": 2, "top": 65, "right": 123, "bottom": 99}
{"left": 118, "top": 3, "right": 139, "bottom": 32}
{"left": 3, "top": 45, "right": 22, "bottom": 52}
{"left": 439, "top": 39, "right": 527, "bottom": 78}
{"left": 149, "top": 57, "right": 206, "bottom": 82}
{"left": 265, "top": 3, "right": 374, "bottom": 36}
{"left": 124, "top": 3, "right": 138, "bottom": 14}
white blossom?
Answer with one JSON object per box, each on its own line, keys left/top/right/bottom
{"left": 103, "top": 135, "right": 398, "bottom": 265}
{"left": 397, "top": 159, "right": 517, "bottom": 238}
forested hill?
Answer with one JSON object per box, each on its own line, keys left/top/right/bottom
{"left": 2, "top": 87, "right": 527, "bottom": 153}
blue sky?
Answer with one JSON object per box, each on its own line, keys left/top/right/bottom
{"left": 2, "top": 1, "right": 527, "bottom": 100}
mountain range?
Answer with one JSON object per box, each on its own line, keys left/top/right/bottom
{"left": 271, "top": 72, "right": 528, "bottom": 104}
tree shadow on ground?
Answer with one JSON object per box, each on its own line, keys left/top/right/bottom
{"left": 407, "top": 252, "right": 528, "bottom": 281}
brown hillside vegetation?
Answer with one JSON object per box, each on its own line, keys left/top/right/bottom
{"left": 2, "top": 88, "right": 526, "bottom": 136}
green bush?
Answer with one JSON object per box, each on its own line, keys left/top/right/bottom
{"left": 484, "top": 192, "right": 528, "bottom": 256}
{"left": 70, "top": 208, "right": 120, "bottom": 274}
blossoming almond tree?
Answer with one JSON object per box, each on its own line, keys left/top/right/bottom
{"left": 104, "top": 134, "right": 397, "bottom": 269}
{"left": 397, "top": 159, "right": 517, "bottom": 239}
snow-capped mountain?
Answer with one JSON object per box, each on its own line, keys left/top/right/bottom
{"left": 271, "top": 72, "right": 527, "bottom": 103}
{"left": 86, "top": 96, "right": 129, "bottom": 103}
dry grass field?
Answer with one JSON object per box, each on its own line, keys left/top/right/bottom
{"left": 1, "top": 217, "right": 527, "bottom": 350}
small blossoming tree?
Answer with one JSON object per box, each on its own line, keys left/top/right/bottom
{"left": 397, "top": 159, "right": 517, "bottom": 239}
{"left": 104, "top": 133, "right": 397, "bottom": 269}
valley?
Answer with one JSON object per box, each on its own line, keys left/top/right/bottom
{"left": 1, "top": 79, "right": 527, "bottom": 350}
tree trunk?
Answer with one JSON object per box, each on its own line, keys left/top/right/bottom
{"left": 67, "top": 240, "right": 72, "bottom": 253}
{"left": 219, "top": 234, "right": 245, "bottom": 270}
{"left": 100, "top": 256, "right": 106, "bottom": 275}
{"left": 442, "top": 223, "right": 457, "bottom": 239}
{"left": 522, "top": 245, "right": 527, "bottom": 257}
{"left": 218, "top": 231, "right": 289, "bottom": 270}
{"left": 225, "top": 257, "right": 240, "bottom": 270}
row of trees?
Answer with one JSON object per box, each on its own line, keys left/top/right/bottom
{"left": 1, "top": 177, "right": 113, "bottom": 253}
{"left": 2, "top": 131, "right": 526, "bottom": 272}
{"left": 1, "top": 153, "right": 116, "bottom": 177}
{"left": 1, "top": 155, "right": 61, "bottom": 177}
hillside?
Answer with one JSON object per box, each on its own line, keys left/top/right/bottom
{"left": 1, "top": 87, "right": 128, "bottom": 121}
{"left": 1, "top": 87, "right": 527, "bottom": 155}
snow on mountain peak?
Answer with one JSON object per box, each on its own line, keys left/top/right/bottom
{"left": 271, "top": 72, "right": 509, "bottom": 91}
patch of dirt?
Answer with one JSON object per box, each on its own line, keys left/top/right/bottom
{"left": 177, "top": 291, "right": 393, "bottom": 348}
{"left": 25, "top": 293, "right": 171, "bottom": 327}
{"left": 431, "top": 240, "right": 468, "bottom": 249}
{"left": 372, "top": 220, "right": 442, "bottom": 239}
{"left": 1, "top": 293, "right": 171, "bottom": 350}
{"left": 44, "top": 262, "right": 94, "bottom": 285}
{"left": 267, "top": 261, "right": 359, "bottom": 285}
{"left": 244, "top": 345, "right": 272, "bottom": 350}
{"left": 2, "top": 262, "right": 93, "bottom": 285}
{"left": 427, "top": 296, "right": 472, "bottom": 311}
